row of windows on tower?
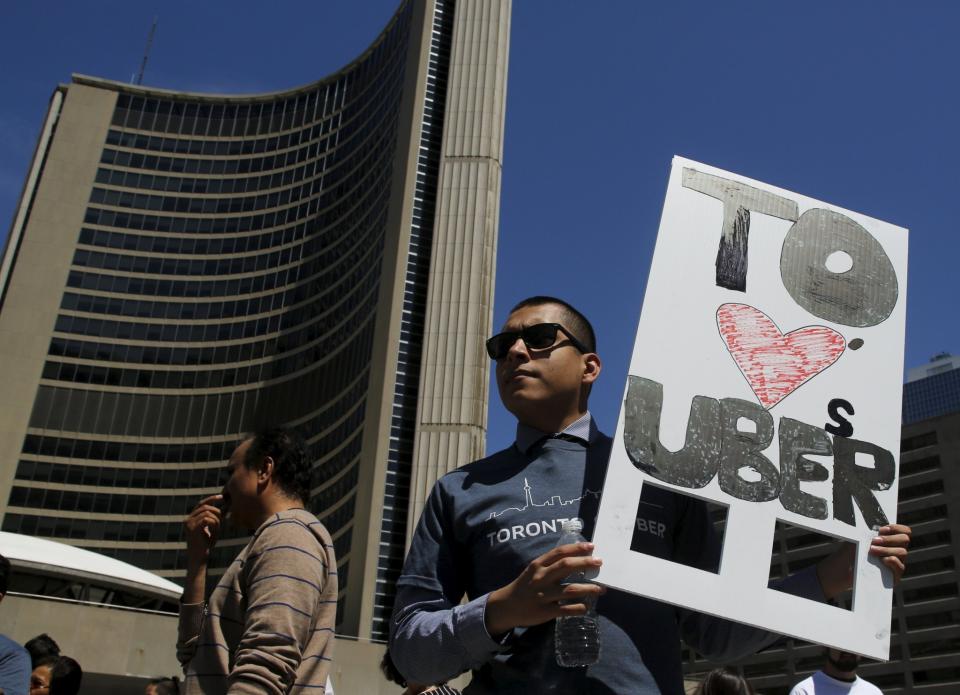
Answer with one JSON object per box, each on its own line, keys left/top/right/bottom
{"left": 104, "top": 69, "right": 400, "bottom": 164}
{"left": 69, "top": 263, "right": 305, "bottom": 298}
{"left": 81, "top": 165, "right": 391, "bottom": 235}
{"left": 43, "top": 360, "right": 281, "bottom": 390}
{"left": 73, "top": 203, "right": 385, "bottom": 279}
{"left": 8, "top": 486, "right": 215, "bottom": 517}
{"left": 49, "top": 336, "right": 271, "bottom": 368}
{"left": 1, "top": 515, "right": 184, "bottom": 558}
{"left": 61, "top": 291, "right": 286, "bottom": 324}
{"left": 51, "top": 294, "right": 377, "bottom": 372}
{"left": 57, "top": 311, "right": 282, "bottom": 342}
{"left": 45, "top": 313, "right": 375, "bottom": 389}
{"left": 55, "top": 280, "right": 377, "bottom": 357}
{"left": 78, "top": 222, "right": 309, "bottom": 256}
{"left": 113, "top": 83, "right": 346, "bottom": 139}
{"left": 66, "top": 230, "right": 383, "bottom": 299}
{"left": 15, "top": 459, "right": 224, "bottom": 488}
{"left": 97, "top": 158, "right": 329, "bottom": 196}
{"left": 8, "top": 459, "right": 359, "bottom": 520}
{"left": 58, "top": 265, "right": 377, "bottom": 332}
{"left": 45, "top": 315, "right": 362, "bottom": 384}
{"left": 74, "top": 208, "right": 386, "bottom": 286}
{"left": 12, "top": 467, "right": 358, "bottom": 536}
{"left": 90, "top": 127, "right": 394, "bottom": 217}
{"left": 19, "top": 410, "right": 365, "bottom": 481}
{"left": 108, "top": 16, "right": 407, "bottom": 140}
{"left": 32, "top": 349, "right": 372, "bottom": 437}
{"left": 74, "top": 243, "right": 305, "bottom": 276}
{"left": 17, "top": 402, "right": 367, "bottom": 474}
{"left": 22, "top": 434, "right": 235, "bottom": 463}
{"left": 106, "top": 118, "right": 339, "bottom": 158}
{"left": 102, "top": 86, "right": 398, "bottom": 180}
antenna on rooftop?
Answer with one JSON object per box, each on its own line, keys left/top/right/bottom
{"left": 135, "top": 17, "right": 158, "bottom": 86}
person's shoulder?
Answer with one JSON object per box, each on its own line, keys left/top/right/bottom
{"left": 256, "top": 509, "right": 332, "bottom": 548}
{"left": 0, "top": 633, "right": 28, "bottom": 660}
{"left": 438, "top": 444, "right": 524, "bottom": 481}
{"left": 855, "top": 677, "right": 884, "bottom": 694}
{"left": 787, "top": 674, "right": 815, "bottom": 695}
{"left": 592, "top": 431, "right": 613, "bottom": 450}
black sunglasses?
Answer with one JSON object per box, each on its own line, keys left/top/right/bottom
{"left": 485, "top": 322, "right": 589, "bottom": 361}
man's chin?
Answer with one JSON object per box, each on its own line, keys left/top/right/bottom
{"left": 828, "top": 652, "right": 860, "bottom": 672}
{"left": 501, "top": 393, "right": 537, "bottom": 418}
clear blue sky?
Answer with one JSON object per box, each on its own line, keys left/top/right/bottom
{"left": 2, "top": 2, "right": 956, "bottom": 452}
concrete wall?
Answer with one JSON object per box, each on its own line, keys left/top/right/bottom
{"left": 407, "top": 0, "right": 511, "bottom": 540}
{"left": 3, "top": 593, "right": 181, "bottom": 679}
{"left": 0, "top": 83, "right": 116, "bottom": 522}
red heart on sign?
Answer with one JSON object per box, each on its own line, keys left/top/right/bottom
{"left": 716, "top": 303, "right": 846, "bottom": 409}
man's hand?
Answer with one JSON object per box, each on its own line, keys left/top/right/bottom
{"left": 484, "top": 542, "right": 605, "bottom": 637}
{"left": 817, "top": 523, "right": 912, "bottom": 599}
{"left": 184, "top": 494, "right": 223, "bottom": 568}
{"left": 869, "top": 523, "right": 911, "bottom": 582}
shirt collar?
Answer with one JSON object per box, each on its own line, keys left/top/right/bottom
{"left": 515, "top": 411, "right": 597, "bottom": 455}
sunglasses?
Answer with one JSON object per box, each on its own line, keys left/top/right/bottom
{"left": 485, "top": 323, "right": 589, "bottom": 360}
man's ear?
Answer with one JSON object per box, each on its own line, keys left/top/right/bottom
{"left": 582, "top": 352, "right": 602, "bottom": 385}
{"left": 258, "top": 456, "right": 275, "bottom": 485}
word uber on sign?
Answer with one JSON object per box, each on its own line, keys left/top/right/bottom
{"left": 592, "top": 156, "right": 907, "bottom": 660}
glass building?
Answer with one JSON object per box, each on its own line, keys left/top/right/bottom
{"left": 0, "top": 0, "right": 511, "bottom": 641}
{"left": 903, "top": 353, "right": 960, "bottom": 425}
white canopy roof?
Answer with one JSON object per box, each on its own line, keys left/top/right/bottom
{"left": 1, "top": 531, "right": 182, "bottom": 599}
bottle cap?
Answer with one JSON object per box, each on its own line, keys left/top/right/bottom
{"left": 561, "top": 518, "right": 583, "bottom": 533}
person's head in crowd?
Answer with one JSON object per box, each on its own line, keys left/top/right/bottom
{"left": 0, "top": 552, "right": 10, "bottom": 601}
{"left": 487, "top": 296, "right": 600, "bottom": 433}
{"left": 694, "top": 668, "right": 756, "bottom": 695}
{"left": 221, "top": 427, "right": 311, "bottom": 531}
{"left": 25, "top": 633, "right": 61, "bottom": 668}
{"left": 30, "top": 655, "right": 82, "bottom": 695}
{"left": 30, "top": 656, "right": 56, "bottom": 695}
{"left": 144, "top": 676, "right": 180, "bottom": 695}
{"left": 824, "top": 647, "right": 861, "bottom": 678}
{"left": 380, "top": 650, "right": 428, "bottom": 694}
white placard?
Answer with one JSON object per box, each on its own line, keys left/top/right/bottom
{"left": 592, "top": 156, "right": 907, "bottom": 660}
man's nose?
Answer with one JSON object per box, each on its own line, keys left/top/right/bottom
{"left": 505, "top": 335, "right": 529, "bottom": 359}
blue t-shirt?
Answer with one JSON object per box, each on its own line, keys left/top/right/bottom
{"left": 0, "top": 633, "right": 30, "bottom": 695}
{"left": 390, "top": 425, "right": 822, "bottom": 694}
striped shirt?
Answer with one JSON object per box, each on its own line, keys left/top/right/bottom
{"left": 177, "top": 508, "right": 337, "bottom": 694}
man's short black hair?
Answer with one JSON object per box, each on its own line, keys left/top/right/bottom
{"left": 49, "top": 656, "right": 83, "bottom": 695}
{"left": 379, "top": 650, "right": 406, "bottom": 687}
{"left": 509, "top": 296, "right": 596, "bottom": 353}
{"left": 243, "top": 427, "right": 311, "bottom": 504}
{"left": 0, "top": 553, "right": 9, "bottom": 596}
{"left": 25, "top": 633, "right": 61, "bottom": 668}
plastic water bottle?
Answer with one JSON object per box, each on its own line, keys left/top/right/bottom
{"left": 554, "top": 518, "right": 601, "bottom": 667}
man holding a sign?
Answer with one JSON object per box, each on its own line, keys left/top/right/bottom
{"left": 389, "top": 292, "right": 910, "bottom": 694}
